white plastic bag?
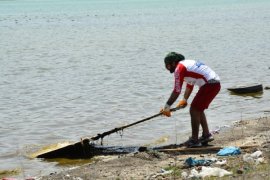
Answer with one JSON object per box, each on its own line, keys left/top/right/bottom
{"left": 199, "top": 166, "right": 232, "bottom": 178}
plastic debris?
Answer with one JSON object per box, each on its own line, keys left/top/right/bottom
{"left": 73, "top": 177, "right": 83, "bottom": 180}
{"left": 151, "top": 169, "right": 173, "bottom": 178}
{"left": 243, "top": 151, "right": 264, "bottom": 165}
{"left": 210, "top": 157, "right": 218, "bottom": 162}
{"left": 251, "top": 150, "right": 262, "bottom": 158}
{"left": 217, "top": 146, "right": 241, "bottom": 156}
{"left": 181, "top": 171, "right": 188, "bottom": 179}
{"left": 188, "top": 167, "right": 232, "bottom": 178}
{"left": 160, "top": 169, "right": 172, "bottom": 174}
{"left": 185, "top": 157, "right": 214, "bottom": 167}
{"left": 188, "top": 168, "right": 199, "bottom": 178}
{"left": 200, "top": 166, "right": 232, "bottom": 177}
{"left": 210, "top": 125, "right": 230, "bottom": 135}
{"left": 256, "top": 157, "right": 264, "bottom": 165}
{"left": 243, "top": 154, "right": 254, "bottom": 163}
{"left": 215, "top": 159, "right": 227, "bottom": 165}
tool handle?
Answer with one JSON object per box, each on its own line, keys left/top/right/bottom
{"left": 90, "top": 107, "right": 183, "bottom": 141}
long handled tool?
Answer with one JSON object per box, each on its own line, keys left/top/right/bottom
{"left": 36, "top": 107, "right": 182, "bottom": 159}
{"left": 90, "top": 107, "right": 181, "bottom": 142}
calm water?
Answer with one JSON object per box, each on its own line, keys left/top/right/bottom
{"left": 1, "top": 0, "right": 270, "bottom": 178}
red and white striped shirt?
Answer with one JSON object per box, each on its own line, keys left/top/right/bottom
{"left": 174, "top": 60, "right": 220, "bottom": 93}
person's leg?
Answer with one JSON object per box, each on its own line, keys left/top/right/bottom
{"left": 190, "top": 83, "right": 220, "bottom": 141}
{"left": 190, "top": 106, "right": 201, "bottom": 141}
{"left": 199, "top": 111, "right": 215, "bottom": 143}
{"left": 200, "top": 111, "right": 210, "bottom": 136}
{"left": 184, "top": 106, "right": 202, "bottom": 147}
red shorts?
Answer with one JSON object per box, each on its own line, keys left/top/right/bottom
{"left": 191, "top": 83, "right": 221, "bottom": 111}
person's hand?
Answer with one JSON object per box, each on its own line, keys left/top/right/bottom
{"left": 160, "top": 104, "right": 171, "bottom": 117}
{"left": 176, "top": 99, "right": 187, "bottom": 108}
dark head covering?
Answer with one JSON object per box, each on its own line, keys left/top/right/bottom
{"left": 164, "top": 52, "right": 185, "bottom": 64}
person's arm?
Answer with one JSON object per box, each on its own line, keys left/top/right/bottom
{"left": 183, "top": 84, "right": 193, "bottom": 100}
{"left": 176, "top": 84, "right": 193, "bottom": 108}
{"left": 161, "top": 63, "right": 183, "bottom": 116}
{"left": 160, "top": 90, "right": 179, "bottom": 117}
{"left": 166, "top": 90, "right": 180, "bottom": 106}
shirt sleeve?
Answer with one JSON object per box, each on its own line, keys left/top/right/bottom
{"left": 173, "top": 64, "right": 186, "bottom": 94}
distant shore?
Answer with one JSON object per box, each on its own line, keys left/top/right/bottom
{"left": 38, "top": 116, "right": 270, "bottom": 180}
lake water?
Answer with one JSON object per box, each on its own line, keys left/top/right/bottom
{"left": 0, "top": 0, "right": 269, "bottom": 178}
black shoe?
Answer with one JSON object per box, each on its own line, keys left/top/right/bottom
{"left": 184, "top": 137, "right": 202, "bottom": 148}
{"left": 199, "top": 133, "right": 214, "bottom": 144}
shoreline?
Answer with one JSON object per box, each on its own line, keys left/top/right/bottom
{"left": 36, "top": 115, "right": 270, "bottom": 180}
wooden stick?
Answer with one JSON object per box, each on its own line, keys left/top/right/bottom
{"left": 158, "top": 145, "right": 259, "bottom": 153}
{"left": 36, "top": 107, "right": 183, "bottom": 158}
{"left": 90, "top": 107, "right": 182, "bottom": 141}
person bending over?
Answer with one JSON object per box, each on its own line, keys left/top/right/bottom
{"left": 160, "top": 52, "right": 221, "bottom": 147}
